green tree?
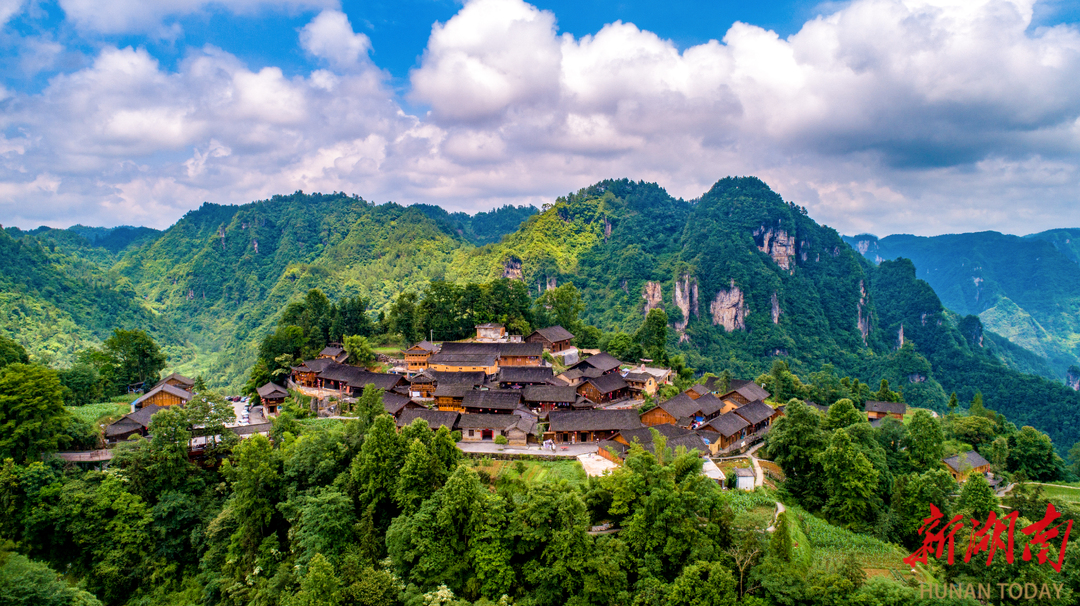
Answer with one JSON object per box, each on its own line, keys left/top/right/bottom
{"left": 0, "top": 335, "right": 29, "bottom": 370}
{"left": 873, "top": 379, "right": 902, "bottom": 403}
{"left": 947, "top": 392, "right": 959, "bottom": 415}
{"left": 956, "top": 473, "right": 997, "bottom": 519}
{"left": 1007, "top": 426, "right": 1062, "bottom": 481}
{"left": 220, "top": 434, "right": 282, "bottom": 574}
{"left": 818, "top": 429, "right": 879, "bottom": 528}
{"left": 395, "top": 438, "right": 437, "bottom": 515}
{"left": 635, "top": 308, "right": 669, "bottom": 363}
{"left": 1069, "top": 440, "right": 1080, "bottom": 478}
{"left": 58, "top": 363, "right": 103, "bottom": 406}
{"left": 350, "top": 415, "right": 405, "bottom": 528}
{"left": 0, "top": 549, "right": 104, "bottom": 606}
{"left": 292, "top": 487, "right": 357, "bottom": 568}
{"left": 765, "top": 401, "right": 828, "bottom": 509}
{"left": 100, "top": 328, "right": 168, "bottom": 391}
{"left": 890, "top": 469, "right": 957, "bottom": 547}
{"left": 343, "top": 335, "right": 375, "bottom": 367}
{"left": 904, "top": 410, "right": 944, "bottom": 470}
{"left": 389, "top": 291, "right": 421, "bottom": 343}
{"left": 288, "top": 553, "right": 341, "bottom": 606}
{"left": 534, "top": 282, "right": 586, "bottom": 334}
{"left": 0, "top": 364, "right": 73, "bottom": 462}
{"left": 667, "top": 561, "right": 736, "bottom": 606}
{"left": 822, "top": 399, "right": 865, "bottom": 431}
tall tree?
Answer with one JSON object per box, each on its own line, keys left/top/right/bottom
{"left": 818, "top": 429, "right": 879, "bottom": 528}
{"left": 100, "top": 329, "right": 167, "bottom": 391}
{"left": 1007, "top": 426, "right": 1062, "bottom": 481}
{"left": 0, "top": 335, "right": 29, "bottom": 370}
{"left": 667, "top": 561, "right": 737, "bottom": 606}
{"left": 822, "top": 399, "right": 865, "bottom": 432}
{"left": 534, "top": 282, "right": 585, "bottom": 334}
{"left": 342, "top": 335, "right": 375, "bottom": 367}
{"left": 904, "top": 410, "right": 944, "bottom": 470}
{"left": 956, "top": 473, "right": 997, "bottom": 519}
{"left": 635, "top": 308, "right": 669, "bottom": 363}
{"left": 765, "top": 401, "right": 828, "bottom": 509}
{"left": 0, "top": 364, "right": 72, "bottom": 463}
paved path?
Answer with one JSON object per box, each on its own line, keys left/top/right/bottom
{"left": 457, "top": 442, "right": 598, "bottom": 457}
{"left": 765, "top": 502, "right": 787, "bottom": 533}
{"left": 577, "top": 453, "right": 618, "bottom": 476}
{"left": 746, "top": 442, "right": 766, "bottom": 488}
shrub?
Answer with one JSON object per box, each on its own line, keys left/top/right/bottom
{"left": 494, "top": 435, "right": 509, "bottom": 445}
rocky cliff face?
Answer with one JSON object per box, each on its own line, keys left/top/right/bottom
{"left": 643, "top": 281, "right": 663, "bottom": 314}
{"left": 710, "top": 281, "right": 746, "bottom": 332}
{"left": 771, "top": 291, "right": 781, "bottom": 325}
{"left": 503, "top": 258, "right": 522, "bottom": 280}
{"left": 1067, "top": 366, "right": 1080, "bottom": 391}
{"left": 857, "top": 280, "right": 870, "bottom": 344}
{"left": 754, "top": 225, "right": 797, "bottom": 270}
{"left": 673, "top": 275, "right": 698, "bottom": 342}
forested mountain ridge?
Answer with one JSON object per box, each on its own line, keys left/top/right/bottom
{"left": 844, "top": 231, "right": 1080, "bottom": 379}
{"left": 4, "top": 179, "right": 1080, "bottom": 450}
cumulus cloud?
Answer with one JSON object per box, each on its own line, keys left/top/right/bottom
{"left": 299, "top": 9, "right": 371, "bottom": 70}
{"left": 58, "top": 0, "right": 336, "bottom": 34}
{"left": 3, "top": 0, "right": 1080, "bottom": 235}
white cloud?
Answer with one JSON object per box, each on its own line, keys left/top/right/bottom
{"left": 0, "top": 0, "right": 25, "bottom": 26}
{"left": 4, "top": 0, "right": 1080, "bottom": 235}
{"left": 299, "top": 9, "right": 371, "bottom": 70}
{"left": 58, "top": 0, "right": 337, "bottom": 34}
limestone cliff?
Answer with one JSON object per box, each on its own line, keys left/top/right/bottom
{"left": 503, "top": 258, "right": 522, "bottom": 280}
{"left": 673, "top": 275, "right": 698, "bottom": 342}
{"left": 753, "top": 225, "right": 797, "bottom": 270}
{"left": 710, "top": 281, "right": 746, "bottom": 332}
{"left": 771, "top": 291, "right": 781, "bottom": 325}
{"left": 643, "top": 281, "right": 663, "bottom": 314}
{"left": 857, "top": 280, "right": 870, "bottom": 344}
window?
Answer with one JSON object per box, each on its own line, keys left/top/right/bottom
{"left": 468, "top": 430, "right": 474, "bottom": 437}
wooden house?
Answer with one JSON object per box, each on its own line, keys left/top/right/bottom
{"left": 154, "top": 373, "right": 196, "bottom": 392}
{"left": 733, "top": 400, "right": 779, "bottom": 434}
{"left": 133, "top": 383, "right": 192, "bottom": 411}
{"left": 434, "top": 384, "right": 473, "bottom": 411}
{"left": 475, "top": 323, "right": 506, "bottom": 341}
{"left": 866, "top": 400, "right": 907, "bottom": 420}
{"left": 318, "top": 344, "right": 350, "bottom": 364}
{"left": 104, "top": 404, "right": 162, "bottom": 443}
{"left": 496, "top": 365, "right": 555, "bottom": 389}
{"left": 381, "top": 392, "right": 425, "bottom": 418}
{"left": 256, "top": 382, "right": 289, "bottom": 416}
{"left": 623, "top": 371, "right": 658, "bottom": 399}
{"left": 428, "top": 348, "right": 499, "bottom": 374}
{"left": 685, "top": 384, "right": 711, "bottom": 399}
{"left": 546, "top": 409, "right": 643, "bottom": 444}
{"left": 456, "top": 412, "right": 537, "bottom": 445}
{"left": 527, "top": 325, "right": 575, "bottom": 353}
{"left": 717, "top": 379, "right": 771, "bottom": 406}
{"left": 522, "top": 384, "right": 581, "bottom": 414}
{"left": 397, "top": 409, "right": 459, "bottom": 431}
{"left": 577, "top": 373, "right": 630, "bottom": 404}
{"left": 496, "top": 342, "right": 543, "bottom": 366}
{"left": 640, "top": 393, "right": 726, "bottom": 428}
{"left": 461, "top": 389, "right": 523, "bottom": 415}
{"left": 430, "top": 370, "right": 488, "bottom": 388}
{"left": 290, "top": 358, "right": 335, "bottom": 387}
{"left": 404, "top": 340, "right": 439, "bottom": 372}
{"left": 943, "top": 451, "right": 992, "bottom": 482}
{"left": 408, "top": 371, "right": 437, "bottom": 398}
{"left": 697, "top": 411, "right": 751, "bottom": 452}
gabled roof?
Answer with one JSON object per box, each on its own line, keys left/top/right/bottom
{"left": 455, "top": 414, "right": 519, "bottom": 429}
{"left": 462, "top": 390, "right": 522, "bottom": 410}
{"left": 154, "top": 372, "right": 195, "bottom": 389}
{"left": 106, "top": 403, "right": 164, "bottom": 437}
{"left": 578, "top": 352, "right": 622, "bottom": 373}
{"left": 320, "top": 345, "right": 346, "bottom": 357}
{"left": 584, "top": 372, "right": 629, "bottom": 395}
{"left": 734, "top": 467, "right": 756, "bottom": 478}
{"left": 381, "top": 392, "right": 419, "bottom": 415}
{"left": 433, "top": 383, "right": 473, "bottom": 398}
{"left": 430, "top": 371, "right": 487, "bottom": 386}
{"left": 623, "top": 371, "right": 652, "bottom": 383}
{"left": 406, "top": 340, "right": 438, "bottom": 353}
{"left": 617, "top": 423, "right": 692, "bottom": 445}
{"left": 943, "top": 450, "right": 991, "bottom": 474}
{"left": 723, "top": 379, "right": 771, "bottom": 402}
{"left": 397, "top": 409, "right": 459, "bottom": 430}
{"left": 257, "top": 382, "right": 289, "bottom": 398}
{"left": 409, "top": 371, "right": 436, "bottom": 384}
{"left": 687, "top": 384, "right": 710, "bottom": 396}
{"left": 548, "top": 409, "right": 642, "bottom": 432}
{"left": 701, "top": 411, "right": 750, "bottom": 437}
{"left": 602, "top": 430, "right": 708, "bottom": 458}
{"left": 134, "top": 383, "right": 193, "bottom": 408}
{"left": 530, "top": 325, "right": 575, "bottom": 343}
{"left": 734, "top": 400, "right": 776, "bottom": 426}
{"left": 523, "top": 384, "right": 579, "bottom": 404}
{"left": 496, "top": 342, "right": 544, "bottom": 357}
{"left": 657, "top": 392, "right": 724, "bottom": 419}
{"left": 295, "top": 358, "right": 337, "bottom": 373}
{"left": 427, "top": 352, "right": 499, "bottom": 366}
{"left": 497, "top": 366, "right": 555, "bottom": 384}
{"left": 866, "top": 400, "right": 907, "bottom": 415}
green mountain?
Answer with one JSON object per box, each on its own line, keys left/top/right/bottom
{"left": 843, "top": 232, "right": 1080, "bottom": 378}
{"left": 4, "top": 179, "right": 1080, "bottom": 451}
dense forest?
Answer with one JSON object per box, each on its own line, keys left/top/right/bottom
{"left": 4, "top": 178, "right": 1080, "bottom": 451}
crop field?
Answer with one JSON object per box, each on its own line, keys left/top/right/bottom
{"left": 472, "top": 458, "right": 587, "bottom": 487}
{"left": 68, "top": 402, "right": 130, "bottom": 427}
{"left": 790, "top": 506, "right": 922, "bottom": 580}
{"left": 1033, "top": 483, "right": 1080, "bottom": 503}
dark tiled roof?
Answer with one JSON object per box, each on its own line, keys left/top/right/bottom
{"left": 530, "top": 325, "right": 575, "bottom": 343}
{"left": 657, "top": 393, "right": 709, "bottom": 419}
{"left": 496, "top": 342, "right": 543, "bottom": 357}
{"left": 734, "top": 467, "right": 756, "bottom": 478}
{"left": 866, "top": 400, "right": 907, "bottom": 415}
{"left": 134, "top": 383, "right": 192, "bottom": 408}
{"left": 624, "top": 372, "right": 652, "bottom": 383}
{"left": 579, "top": 352, "right": 622, "bottom": 373}
{"left": 397, "top": 409, "right": 459, "bottom": 430}
{"left": 154, "top": 372, "right": 194, "bottom": 389}
{"left": 497, "top": 366, "right": 555, "bottom": 384}
{"left": 584, "top": 372, "right": 629, "bottom": 395}
{"left": 381, "top": 392, "right": 417, "bottom": 415}
{"left": 293, "top": 358, "right": 336, "bottom": 373}
{"left": 602, "top": 431, "right": 708, "bottom": 458}
{"left": 433, "top": 383, "right": 474, "bottom": 398}
{"left": 548, "top": 409, "right": 642, "bottom": 432}
{"left": 522, "top": 384, "right": 578, "bottom": 404}
{"left": 428, "top": 353, "right": 498, "bottom": 366}
{"left": 455, "top": 414, "right": 519, "bottom": 429}
{"left": 407, "top": 340, "right": 438, "bottom": 353}
{"left": 943, "top": 450, "right": 991, "bottom": 473}
{"left": 702, "top": 411, "right": 750, "bottom": 437}
{"left": 724, "top": 379, "right": 771, "bottom": 402}
{"left": 320, "top": 345, "right": 346, "bottom": 357}
{"left": 462, "top": 390, "right": 522, "bottom": 410}
{"left": 430, "top": 371, "right": 487, "bottom": 386}
{"left": 257, "top": 382, "right": 289, "bottom": 398}
{"left": 687, "top": 384, "right": 710, "bottom": 396}
{"left": 409, "top": 371, "right": 436, "bottom": 384}
{"left": 734, "top": 400, "right": 776, "bottom": 426}
{"left": 617, "top": 423, "right": 691, "bottom": 444}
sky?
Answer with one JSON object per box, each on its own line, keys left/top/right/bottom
{"left": 1, "top": 0, "right": 1080, "bottom": 236}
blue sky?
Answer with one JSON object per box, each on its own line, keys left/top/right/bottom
{"left": 2, "top": 0, "right": 1080, "bottom": 235}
